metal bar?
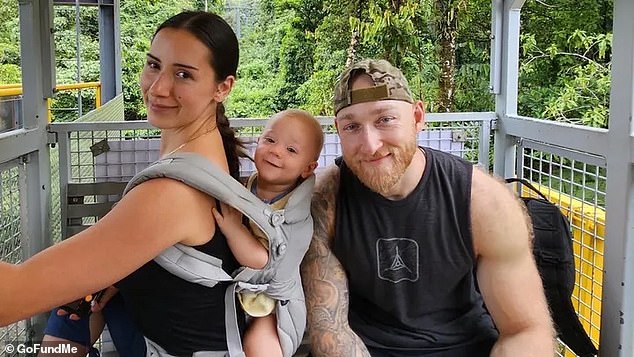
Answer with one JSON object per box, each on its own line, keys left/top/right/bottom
{"left": 504, "top": 115, "right": 609, "bottom": 158}
{"left": 47, "top": 113, "right": 497, "bottom": 134}
{"left": 514, "top": 140, "right": 523, "bottom": 180}
{"left": 521, "top": 139, "right": 607, "bottom": 168}
{"left": 56, "top": 82, "right": 101, "bottom": 90}
{"left": 54, "top": 0, "right": 107, "bottom": 4}
{"left": 0, "top": 84, "right": 23, "bottom": 89}
{"left": 18, "top": 0, "right": 54, "bottom": 340}
{"left": 96, "top": 85, "right": 101, "bottom": 107}
{"left": 0, "top": 128, "right": 41, "bottom": 164}
{"left": 49, "top": 120, "right": 154, "bottom": 133}
{"left": 479, "top": 119, "right": 493, "bottom": 168}
{"left": 506, "top": 0, "right": 526, "bottom": 11}
{"left": 74, "top": 0, "right": 83, "bottom": 117}
{"left": 39, "top": 0, "right": 55, "bottom": 99}
{"left": 67, "top": 181, "right": 127, "bottom": 196}
{"left": 67, "top": 202, "right": 115, "bottom": 218}
{"left": 0, "top": 157, "right": 20, "bottom": 172}
{"left": 0, "top": 82, "right": 102, "bottom": 98}
{"left": 66, "top": 225, "right": 91, "bottom": 236}
{"left": 0, "top": 88, "right": 23, "bottom": 96}
{"left": 47, "top": 98, "right": 52, "bottom": 123}
{"left": 489, "top": 0, "right": 502, "bottom": 94}
{"left": 602, "top": 0, "right": 634, "bottom": 355}
{"left": 98, "top": 0, "right": 122, "bottom": 103}
{"left": 58, "top": 131, "right": 71, "bottom": 241}
{"left": 493, "top": 1, "right": 523, "bottom": 177}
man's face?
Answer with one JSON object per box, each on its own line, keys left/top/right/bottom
{"left": 335, "top": 75, "right": 424, "bottom": 196}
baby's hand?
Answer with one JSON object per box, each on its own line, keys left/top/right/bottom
{"left": 211, "top": 202, "right": 244, "bottom": 234}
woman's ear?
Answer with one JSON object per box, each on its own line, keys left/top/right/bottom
{"left": 213, "top": 75, "right": 235, "bottom": 102}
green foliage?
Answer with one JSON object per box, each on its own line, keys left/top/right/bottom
{"left": 0, "top": 0, "right": 20, "bottom": 83}
{"left": 49, "top": 7, "right": 100, "bottom": 122}
{"left": 294, "top": 9, "right": 348, "bottom": 115}
{"left": 227, "top": 0, "right": 286, "bottom": 117}
{"left": 0, "top": 64, "right": 20, "bottom": 84}
{"left": 519, "top": 30, "right": 612, "bottom": 128}
{"left": 227, "top": 59, "right": 281, "bottom": 117}
{"left": 119, "top": 0, "right": 197, "bottom": 120}
{"left": 0, "top": 0, "right": 613, "bottom": 128}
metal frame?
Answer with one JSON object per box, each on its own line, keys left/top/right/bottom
{"left": 504, "top": 115, "right": 608, "bottom": 158}
{"left": 15, "top": 0, "right": 55, "bottom": 341}
{"left": 491, "top": 0, "right": 634, "bottom": 355}
{"left": 601, "top": 0, "right": 634, "bottom": 354}
{"left": 49, "top": 114, "right": 494, "bottom": 240}
{"left": 52, "top": 0, "right": 122, "bottom": 104}
{"left": 492, "top": 0, "right": 524, "bottom": 178}
{"left": 1, "top": 0, "right": 633, "bottom": 354}
{"left": 97, "top": 0, "right": 122, "bottom": 103}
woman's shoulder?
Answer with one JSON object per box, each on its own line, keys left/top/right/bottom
{"left": 121, "top": 176, "right": 217, "bottom": 244}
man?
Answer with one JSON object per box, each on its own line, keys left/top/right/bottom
{"left": 300, "top": 59, "right": 555, "bottom": 356}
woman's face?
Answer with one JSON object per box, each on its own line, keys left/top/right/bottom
{"left": 140, "top": 28, "right": 232, "bottom": 129}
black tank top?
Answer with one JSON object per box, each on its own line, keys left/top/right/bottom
{"left": 116, "top": 229, "right": 242, "bottom": 356}
{"left": 334, "top": 148, "right": 498, "bottom": 356}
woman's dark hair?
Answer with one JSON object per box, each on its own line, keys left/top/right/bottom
{"left": 154, "top": 11, "right": 245, "bottom": 180}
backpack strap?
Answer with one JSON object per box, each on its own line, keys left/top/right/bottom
{"left": 505, "top": 177, "right": 550, "bottom": 201}
{"left": 507, "top": 177, "right": 598, "bottom": 357}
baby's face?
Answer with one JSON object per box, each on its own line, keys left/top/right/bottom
{"left": 254, "top": 116, "right": 318, "bottom": 187}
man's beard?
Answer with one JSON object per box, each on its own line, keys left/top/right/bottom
{"left": 345, "top": 139, "right": 418, "bottom": 196}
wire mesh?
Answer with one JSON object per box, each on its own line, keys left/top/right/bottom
{"left": 54, "top": 118, "right": 487, "bottom": 184}
{"left": 0, "top": 162, "right": 29, "bottom": 354}
{"left": 44, "top": 116, "right": 489, "bottom": 354}
{"left": 47, "top": 117, "right": 487, "bottom": 258}
{"left": 519, "top": 142, "right": 605, "bottom": 357}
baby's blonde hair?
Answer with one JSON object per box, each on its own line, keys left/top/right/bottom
{"left": 268, "top": 109, "right": 324, "bottom": 161}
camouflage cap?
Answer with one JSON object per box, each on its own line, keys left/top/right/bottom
{"left": 333, "top": 59, "right": 413, "bottom": 115}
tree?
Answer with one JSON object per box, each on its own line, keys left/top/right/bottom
{"left": 0, "top": 0, "right": 20, "bottom": 84}
{"left": 518, "top": 0, "right": 613, "bottom": 128}
{"left": 434, "top": 0, "right": 466, "bottom": 112}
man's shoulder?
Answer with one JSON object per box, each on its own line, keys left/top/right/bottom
{"left": 315, "top": 164, "right": 341, "bottom": 192}
{"left": 470, "top": 168, "right": 524, "bottom": 221}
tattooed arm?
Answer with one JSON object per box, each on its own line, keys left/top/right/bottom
{"left": 300, "top": 165, "right": 371, "bottom": 357}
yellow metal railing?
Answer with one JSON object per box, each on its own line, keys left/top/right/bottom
{"left": 521, "top": 183, "right": 604, "bottom": 355}
{"left": 0, "top": 82, "right": 101, "bottom": 122}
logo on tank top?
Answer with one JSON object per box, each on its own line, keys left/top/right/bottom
{"left": 376, "top": 238, "right": 419, "bottom": 283}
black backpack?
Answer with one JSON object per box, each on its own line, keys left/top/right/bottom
{"left": 506, "top": 178, "right": 597, "bottom": 357}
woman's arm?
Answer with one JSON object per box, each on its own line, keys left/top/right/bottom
{"left": 0, "top": 178, "right": 216, "bottom": 326}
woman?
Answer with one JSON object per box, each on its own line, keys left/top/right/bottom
{"left": 0, "top": 11, "right": 245, "bottom": 355}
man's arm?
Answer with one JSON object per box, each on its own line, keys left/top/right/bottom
{"left": 300, "top": 165, "right": 370, "bottom": 357}
{"left": 471, "top": 168, "right": 556, "bottom": 356}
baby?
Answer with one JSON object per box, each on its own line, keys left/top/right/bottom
{"left": 212, "top": 109, "right": 324, "bottom": 357}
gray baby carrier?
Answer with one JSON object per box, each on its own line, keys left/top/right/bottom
{"left": 123, "top": 153, "right": 314, "bottom": 357}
